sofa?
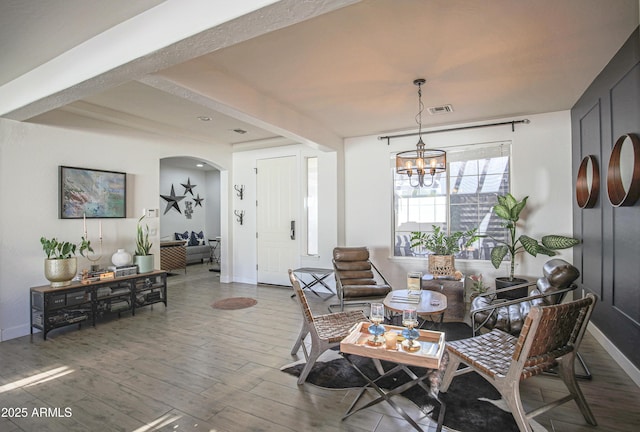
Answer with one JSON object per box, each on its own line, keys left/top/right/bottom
{"left": 175, "top": 231, "right": 211, "bottom": 264}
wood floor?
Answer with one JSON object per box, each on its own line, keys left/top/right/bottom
{"left": 2, "top": 264, "right": 639, "bottom": 432}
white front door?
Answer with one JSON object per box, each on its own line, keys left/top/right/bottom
{"left": 256, "top": 156, "right": 298, "bottom": 285}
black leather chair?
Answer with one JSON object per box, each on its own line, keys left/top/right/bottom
{"left": 470, "top": 258, "right": 591, "bottom": 378}
{"left": 329, "top": 247, "right": 392, "bottom": 312}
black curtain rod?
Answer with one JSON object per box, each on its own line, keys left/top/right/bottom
{"left": 379, "top": 119, "right": 530, "bottom": 144}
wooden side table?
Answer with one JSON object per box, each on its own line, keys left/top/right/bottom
{"left": 340, "top": 322, "right": 447, "bottom": 432}
{"left": 160, "top": 241, "right": 187, "bottom": 273}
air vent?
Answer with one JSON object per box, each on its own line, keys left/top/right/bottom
{"left": 428, "top": 104, "right": 454, "bottom": 115}
{"left": 232, "top": 128, "right": 248, "bottom": 134}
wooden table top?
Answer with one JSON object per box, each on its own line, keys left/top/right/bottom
{"left": 383, "top": 289, "right": 447, "bottom": 315}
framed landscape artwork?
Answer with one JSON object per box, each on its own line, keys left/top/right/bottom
{"left": 59, "top": 166, "right": 127, "bottom": 219}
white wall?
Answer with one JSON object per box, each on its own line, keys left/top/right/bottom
{"left": 232, "top": 144, "right": 338, "bottom": 284}
{"left": 0, "top": 118, "right": 232, "bottom": 341}
{"left": 205, "top": 170, "right": 221, "bottom": 239}
{"left": 344, "top": 111, "right": 574, "bottom": 290}
{"left": 159, "top": 163, "right": 211, "bottom": 241}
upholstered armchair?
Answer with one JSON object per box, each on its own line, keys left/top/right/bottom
{"left": 329, "top": 247, "right": 392, "bottom": 312}
{"left": 471, "top": 259, "right": 579, "bottom": 335}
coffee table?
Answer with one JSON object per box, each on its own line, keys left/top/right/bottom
{"left": 340, "top": 322, "right": 447, "bottom": 432}
{"left": 383, "top": 289, "right": 448, "bottom": 329}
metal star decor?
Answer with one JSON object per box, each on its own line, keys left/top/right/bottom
{"left": 194, "top": 194, "right": 204, "bottom": 207}
{"left": 160, "top": 185, "right": 185, "bottom": 214}
{"left": 181, "top": 178, "right": 196, "bottom": 196}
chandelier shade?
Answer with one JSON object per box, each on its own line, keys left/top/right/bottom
{"left": 395, "top": 79, "right": 446, "bottom": 187}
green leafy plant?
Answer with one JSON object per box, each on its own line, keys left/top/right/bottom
{"left": 40, "top": 236, "right": 93, "bottom": 259}
{"left": 135, "top": 215, "right": 153, "bottom": 256}
{"left": 410, "top": 225, "right": 480, "bottom": 256}
{"left": 469, "top": 274, "right": 488, "bottom": 295}
{"left": 489, "top": 193, "right": 579, "bottom": 280}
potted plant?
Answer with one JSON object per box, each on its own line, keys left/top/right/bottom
{"left": 466, "top": 273, "right": 488, "bottom": 303}
{"left": 489, "top": 193, "right": 579, "bottom": 297}
{"left": 133, "top": 215, "right": 154, "bottom": 273}
{"left": 410, "top": 225, "right": 480, "bottom": 277}
{"left": 40, "top": 236, "right": 93, "bottom": 287}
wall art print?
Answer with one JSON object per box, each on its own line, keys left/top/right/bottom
{"left": 59, "top": 166, "right": 126, "bottom": 219}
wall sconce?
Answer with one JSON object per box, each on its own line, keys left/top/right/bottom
{"left": 234, "top": 210, "right": 245, "bottom": 225}
{"left": 234, "top": 184, "right": 245, "bottom": 200}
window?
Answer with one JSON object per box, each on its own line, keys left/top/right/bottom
{"left": 306, "top": 157, "right": 318, "bottom": 255}
{"left": 393, "top": 141, "right": 510, "bottom": 259}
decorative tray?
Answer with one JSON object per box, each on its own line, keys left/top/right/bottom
{"left": 340, "top": 322, "right": 445, "bottom": 369}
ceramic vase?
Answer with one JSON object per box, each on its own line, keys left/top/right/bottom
{"left": 111, "top": 249, "right": 132, "bottom": 267}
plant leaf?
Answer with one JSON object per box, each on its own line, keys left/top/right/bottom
{"left": 541, "top": 235, "right": 580, "bottom": 250}
{"left": 536, "top": 245, "right": 558, "bottom": 256}
{"left": 490, "top": 245, "right": 508, "bottom": 269}
{"left": 504, "top": 193, "right": 518, "bottom": 210}
{"left": 493, "top": 204, "right": 512, "bottom": 220}
{"left": 519, "top": 235, "right": 540, "bottom": 257}
{"left": 510, "top": 196, "right": 528, "bottom": 221}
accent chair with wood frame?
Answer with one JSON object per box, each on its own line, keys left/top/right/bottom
{"left": 470, "top": 259, "right": 591, "bottom": 378}
{"left": 289, "top": 269, "right": 367, "bottom": 385}
{"left": 441, "top": 293, "right": 598, "bottom": 432}
{"left": 329, "top": 247, "right": 392, "bottom": 312}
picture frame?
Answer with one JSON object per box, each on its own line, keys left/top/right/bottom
{"left": 59, "top": 166, "right": 127, "bottom": 219}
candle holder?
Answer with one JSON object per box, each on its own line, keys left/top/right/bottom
{"left": 367, "top": 303, "right": 386, "bottom": 346}
{"left": 401, "top": 308, "right": 420, "bottom": 352}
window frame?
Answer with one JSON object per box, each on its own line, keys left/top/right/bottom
{"left": 391, "top": 140, "right": 511, "bottom": 261}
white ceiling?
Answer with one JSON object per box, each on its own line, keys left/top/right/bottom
{"left": 2, "top": 0, "right": 638, "bottom": 148}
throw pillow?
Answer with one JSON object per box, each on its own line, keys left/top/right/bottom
{"left": 175, "top": 231, "right": 189, "bottom": 242}
{"left": 194, "top": 230, "right": 205, "bottom": 245}
{"left": 188, "top": 231, "right": 200, "bottom": 247}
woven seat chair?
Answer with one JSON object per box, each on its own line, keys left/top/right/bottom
{"left": 289, "top": 269, "right": 367, "bottom": 385}
{"left": 441, "top": 293, "right": 597, "bottom": 432}
{"left": 329, "top": 247, "right": 392, "bottom": 312}
{"left": 471, "top": 259, "right": 591, "bottom": 379}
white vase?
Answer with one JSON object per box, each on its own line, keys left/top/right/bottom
{"left": 111, "top": 249, "right": 132, "bottom": 267}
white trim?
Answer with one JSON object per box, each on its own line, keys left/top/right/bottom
{"left": 588, "top": 322, "right": 640, "bottom": 387}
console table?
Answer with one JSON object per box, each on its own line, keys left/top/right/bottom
{"left": 160, "top": 241, "right": 187, "bottom": 273}
{"left": 30, "top": 270, "right": 167, "bottom": 340}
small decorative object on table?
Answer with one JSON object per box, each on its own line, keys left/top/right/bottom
{"left": 111, "top": 248, "right": 132, "bottom": 267}
{"left": 401, "top": 308, "right": 420, "bottom": 352}
{"left": 407, "top": 271, "right": 422, "bottom": 291}
{"left": 367, "top": 303, "right": 386, "bottom": 346}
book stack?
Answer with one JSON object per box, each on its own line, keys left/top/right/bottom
{"left": 391, "top": 290, "right": 422, "bottom": 304}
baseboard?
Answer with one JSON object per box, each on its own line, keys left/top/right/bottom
{"left": 1, "top": 324, "right": 31, "bottom": 342}
{"left": 588, "top": 322, "right": 640, "bottom": 387}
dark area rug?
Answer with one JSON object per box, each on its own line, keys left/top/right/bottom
{"left": 282, "top": 322, "right": 524, "bottom": 432}
{"left": 211, "top": 297, "right": 257, "bottom": 310}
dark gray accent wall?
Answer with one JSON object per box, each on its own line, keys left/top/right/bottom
{"left": 571, "top": 28, "right": 640, "bottom": 369}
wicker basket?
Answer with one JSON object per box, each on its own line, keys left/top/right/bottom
{"left": 428, "top": 254, "right": 455, "bottom": 277}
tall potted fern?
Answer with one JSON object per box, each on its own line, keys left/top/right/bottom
{"left": 133, "top": 216, "right": 154, "bottom": 273}
{"left": 489, "top": 193, "right": 579, "bottom": 297}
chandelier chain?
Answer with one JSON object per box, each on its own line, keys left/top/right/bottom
{"left": 415, "top": 82, "right": 424, "bottom": 138}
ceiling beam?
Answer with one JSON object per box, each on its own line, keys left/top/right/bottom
{"left": 0, "top": 0, "right": 359, "bottom": 121}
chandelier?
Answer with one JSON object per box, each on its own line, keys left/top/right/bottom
{"left": 395, "top": 79, "right": 446, "bottom": 187}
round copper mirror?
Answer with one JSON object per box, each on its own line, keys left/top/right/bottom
{"left": 607, "top": 133, "right": 640, "bottom": 207}
{"left": 576, "top": 155, "right": 599, "bottom": 208}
